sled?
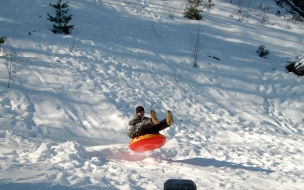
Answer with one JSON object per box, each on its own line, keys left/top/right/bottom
{"left": 129, "top": 133, "right": 166, "bottom": 152}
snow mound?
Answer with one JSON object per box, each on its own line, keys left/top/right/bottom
{"left": 49, "top": 141, "right": 88, "bottom": 169}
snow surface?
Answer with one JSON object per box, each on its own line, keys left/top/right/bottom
{"left": 0, "top": 0, "right": 304, "bottom": 189}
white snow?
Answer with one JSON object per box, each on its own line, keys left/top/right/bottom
{"left": 0, "top": 0, "right": 304, "bottom": 189}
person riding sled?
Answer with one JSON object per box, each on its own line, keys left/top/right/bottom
{"left": 127, "top": 106, "right": 174, "bottom": 139}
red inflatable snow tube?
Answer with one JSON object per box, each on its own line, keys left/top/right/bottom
{"left": 129, "top": 134, "right": 166, "bottom": 152}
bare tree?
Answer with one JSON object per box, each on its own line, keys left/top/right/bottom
{"left": 4, "top": 38, "right": 20, "bottom": 88}
{"left": 69, "top": 27, "right": 80, "bottom": 52}
{"left": 175, "top": 69, "right": 183, "bottom": 83}
{"left": 246, "top": 0, "right": 252, "bottom": 8}
{"left": 235, "top": 0, "right": 244, "bottom": 20}
{"left": 258, "top": 3, "right": 269, "bottom": 24}
{"left": 231, "top": 0, "right": 252, "bottom": 8}
{"left": 151, "top": 23, "right": 169, "bottom": 39}
{"left": 190, "top": 23, "right": 208, "bottom": 67}
{"left": 168, "top": 7, "right": 176, "bottom": 19}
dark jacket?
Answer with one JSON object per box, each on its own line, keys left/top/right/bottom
{"left": 127, "top": 114, "right": 150, "bottom": 138}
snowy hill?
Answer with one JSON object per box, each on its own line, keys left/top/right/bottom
{"left": 0, "top": 0, "right": 304, "bottom": 189}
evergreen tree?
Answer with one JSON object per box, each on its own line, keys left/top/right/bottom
{"left": 184, "top": 0, "right": 203, "bottom": 20}
{"left": 47, "top": 0, "right": 74, "bottom": 35}
{"left": 257, "top": 45, "right": 270, "bottom": 58}
{"left": 0, "top": 36, "right": 6, "bottom": 45}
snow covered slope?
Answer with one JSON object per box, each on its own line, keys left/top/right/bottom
{"left": 0, "top": 0, "right": 303, "bottom": 189}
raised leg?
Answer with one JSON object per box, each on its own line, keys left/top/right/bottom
{"left": 145, "top": 119, "right": 170, "bottom": 134}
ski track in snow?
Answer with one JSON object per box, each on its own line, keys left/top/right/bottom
{"left": 0, "top": 0, "right": 304, "bottom": 189}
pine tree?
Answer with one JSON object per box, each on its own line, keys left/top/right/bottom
{"left": 184, "top": 0, "right": 203, "bottom": 20}
{"left": 257, "top": 45, "right": 270, "bottom": 58}
{"left": 0, "top": 36, "right": 6, "bottom": 45}
{"left": 47, "top": 0, "right": 74, "bottom": 35}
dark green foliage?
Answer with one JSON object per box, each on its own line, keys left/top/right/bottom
{"left": 0, "top": 36, "right": 6, "bottom": 45}
{"left": 47, "top": 0, "right": 74, "bottom": 35}
{"left": 286, "top": 62, "right": 304, "bottom": 76}
{"left": 257, "top": 45, "right": 270, "bottom": 58}
{"left": 184, "top": 0, "right": 203, "bottom": 20}
{"left": 286, "top": 55, "right": 304, "bottom": 76}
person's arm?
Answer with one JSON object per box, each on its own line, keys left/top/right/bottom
{"left": 129, "top": 115, "right": 140, "bottom": 125}
{"left": 129, "top": 118, "right": 135, "bottom": 125}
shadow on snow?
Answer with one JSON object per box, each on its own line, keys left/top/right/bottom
{"left": 173, "top": 157, "right": 275, "bottom": 173}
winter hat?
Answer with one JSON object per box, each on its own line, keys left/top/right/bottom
{"left": 136, "top": 106, "right": 145, "bottom": 113}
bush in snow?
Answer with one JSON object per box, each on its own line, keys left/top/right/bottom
{"left": 47, "top": 0, "right": 74, "bottom": 35}
{"left": 0, "top": 36, "right": 6, "bottom": 56}
{"left": 286, "top": 55, "right": 304, "bottom": 76}
{"left": 184, "top": 0, "right": 203, "bottom": 20}
{"left": 257, "top": 45, "right": 270, "bottom": 58}
{"left": 0, "top": 36, "right": 6, "bottom": 45}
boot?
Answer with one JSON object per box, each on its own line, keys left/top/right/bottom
{"left": 150, "top": 110, "right": 160, "bottom": 125}
{"left": 166, "top": 110, "right": 174, "bottom": 126}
